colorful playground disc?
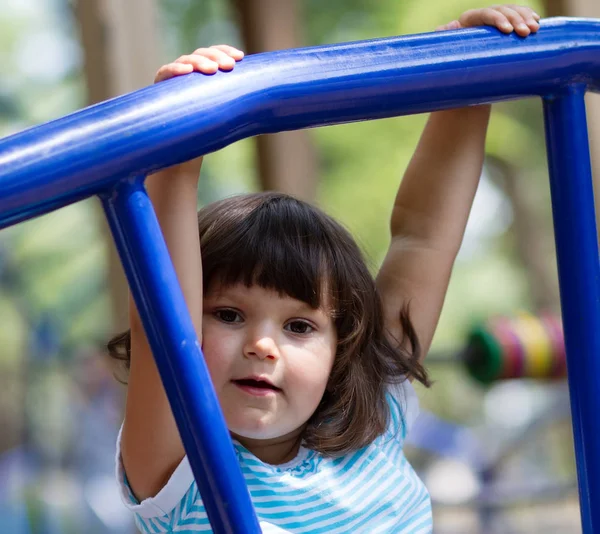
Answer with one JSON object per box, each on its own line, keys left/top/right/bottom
{"left": 489, "top": 317, "right": 525, "bottom": 379}
{"left": 465, "top": 324, "right": 503, "bottom": 384}
{"left": 512, "top": 312, "right": 554, "bottom": 378}
{"left": 540, "top": 314, "right": 567, "bottom": 377}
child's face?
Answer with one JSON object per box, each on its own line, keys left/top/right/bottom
{"left": 202, "top": 282, "right": 337, "bottom": 443}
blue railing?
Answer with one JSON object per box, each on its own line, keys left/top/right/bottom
{"left": 1, "top": 17, "right": 599, "bottom": 533}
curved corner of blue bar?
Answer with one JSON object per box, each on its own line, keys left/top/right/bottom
{"left": 0, "top": 18, "right": 600, "bottom": 228}
{"left": 1, "top": 15, "right": 600, "bottom": 534}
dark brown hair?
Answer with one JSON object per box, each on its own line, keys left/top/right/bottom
{"left": 108, "top": 192, "right": 429, "bottom": 455}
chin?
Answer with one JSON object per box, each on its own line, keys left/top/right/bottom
{"left": 226, "top": 412, "right": 304, "bottom": 442}
{"left": 228, "top": 421, "right": 287, "bottom": 441}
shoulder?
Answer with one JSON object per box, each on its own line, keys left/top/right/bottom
{"left": 384, "top": 378, "right": 420, "bottom": 443}
{"left": 115, "top": 425, "right": 204, "bottom": 531}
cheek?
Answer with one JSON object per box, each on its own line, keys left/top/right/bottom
{"left": 292, "top": 364, "right": 330, "bottom": 394}
{"left": 201, "top": 329, "right": 237, "bottom": 385}
{"left": 286, "top": 342, "right": 335, "bottom": 393}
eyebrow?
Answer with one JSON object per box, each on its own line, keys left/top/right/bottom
{"left": 207, "top": 288, "right": 327, "bottom": 313}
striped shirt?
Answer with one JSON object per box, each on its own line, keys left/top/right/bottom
{"left": 116, "top": 380, "right": 432, "bottom": 533}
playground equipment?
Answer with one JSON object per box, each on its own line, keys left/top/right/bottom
{"left": 414, "top": 314, "right": 574, "bottom": 531}
{"left": 464, "top": 313, "right": 566, "bottom": 384}
{"left": 0, "top": 17, "right": 599, "bottom": 533}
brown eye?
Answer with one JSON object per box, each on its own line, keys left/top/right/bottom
{"left": 285, "top": 320, "right": 313, "bottom": 334}
{"left": 216, "top": 309, "right": 242, "bottom": 323}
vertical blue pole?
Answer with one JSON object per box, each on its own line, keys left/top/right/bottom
{"left": 543, "top": 86, "right": 600, "bottom": 533}
{"left": 101, "top": 178, "right": 261, "bottom": 533}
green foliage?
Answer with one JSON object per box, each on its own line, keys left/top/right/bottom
{"left": 1, "top": 0, "right": 558, "bottom": 424}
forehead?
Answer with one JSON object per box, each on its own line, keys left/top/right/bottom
{"left": 205, "top": 281, "right": 335, "bottom": 313}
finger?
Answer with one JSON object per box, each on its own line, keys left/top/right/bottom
{"left": 459, "top": 8, "right": 512, "bottom": 33}
{"left": 435, "top": 20, "right": 461, "bottom": 32}
{"left": 506, "top": 5, "right": 541, "bottom": 20}
{"left": 494, "top": 5, "right": 533, "bottom": 36}
{"left": 210, "top": 44, "right": 245, "bottom": 61}
{"left": 192, "top": 47, "right": 237, "bottom": 70}
{"left": 175, "top": 54, "right": 220, "bottom": 74}
{"left": 154, "top": 62, "right": 194, "bottom": 83}
{"left": 505, "top": 5, "right": 541, "bottom": 32}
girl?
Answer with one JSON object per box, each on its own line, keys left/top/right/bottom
{"left": 110, "top": 5, "right": 540, "bottom": 533}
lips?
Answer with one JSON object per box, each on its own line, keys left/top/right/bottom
{"left": 232, "top": 376, "right": 281, "bottom": 392}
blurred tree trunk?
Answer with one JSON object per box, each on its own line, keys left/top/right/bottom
{"left": 233, "top": 0, "right": 318, "bottom": 202}
{"left": 544, "top": 0, "right": 600, "bottom": 234}
{"left": 488, "top": 156, "right": 561, "bottom": 311}
{"left": 74, "top": 0, "right": 162, "bottom": 332}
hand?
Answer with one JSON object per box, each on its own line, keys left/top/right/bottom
{"left": 154, "top": 45, "right": 244, "bottom": 83}
{"left": 437, "top": 5, "right": 541, "bottom": 37}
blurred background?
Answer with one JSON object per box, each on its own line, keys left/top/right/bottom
{"left": 1, "top": 0, "right": 599, "bottom": 532}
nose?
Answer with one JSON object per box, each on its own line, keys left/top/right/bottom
{"left": 243, "top": 333, "right": 279, "bottom": 362}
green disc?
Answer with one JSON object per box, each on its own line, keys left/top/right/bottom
{"left": 464, "top": 323, "right": 504, "bottom": 385}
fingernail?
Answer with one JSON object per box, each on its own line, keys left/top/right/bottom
{"left": 518, "top": 23, "right": 529, "bottom": 31}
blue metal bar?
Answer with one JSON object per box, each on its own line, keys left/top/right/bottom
{"left": 0, "top": 18, "right": 599, "bottom": 230}
{"left": 0, "top": 16, "right": 599, "bottom": 532}
{"left": 543, "top": 86, "right": 600, "bottom": 534}
{"left": 101, "top": 178, "right": 261, "bottom": 533}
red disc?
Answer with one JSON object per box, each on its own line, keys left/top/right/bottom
{"left": 490, "top": 317, "right": 524, "bottom": 379}
{"left": 541, "top": 314, "right": 566, "bottom": 378}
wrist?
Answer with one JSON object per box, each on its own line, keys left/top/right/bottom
{"left": 433, "top": 104, "right": 491, "bottom": 122}
{"left": 148, "top": 156, "right": 203, "bottom": 185}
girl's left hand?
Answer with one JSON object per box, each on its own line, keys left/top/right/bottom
{"left": 437, "top": 4, "right": 541, "bottom": 36}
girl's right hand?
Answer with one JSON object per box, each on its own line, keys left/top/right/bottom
{"left": 436, "top": 5, "right": 540, "bottom": 36}
{"left": 154, "top": 45, "right": 245, "bottom": 84}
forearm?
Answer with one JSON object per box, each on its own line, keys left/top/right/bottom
{"left": 377, "top": 4, "right": 538, "bottom": 362}
{"left": 123, "top": 158, "right": 203, "bottom": 500}
{"left": 377, "top": 106, "right": 491, "bottom": 357}
{"left": 121, "top": 43, "right": 244, "bottom": 501}
{"left": 128, "top": 158, "right": 203, "bottom": 338}
{"left": 391, "top": 106, "right": 491, "bottom": 254}
{"left": 127, "top": 158, "right": 203, "bottom": 420}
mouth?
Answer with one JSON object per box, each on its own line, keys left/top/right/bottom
{"left": 232, "top": 377, "right": 281, "bottom": 396}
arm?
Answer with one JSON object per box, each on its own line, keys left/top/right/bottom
{"left": 120, "top": 45, "right": 244, "bottom": 502}
{"left": 376, "top": 106, "right": 490, "bottom": 356}
{"left": 376, "top": 5, "right": 540, "bottom": 358}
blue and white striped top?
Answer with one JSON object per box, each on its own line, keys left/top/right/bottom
{"left": 116, "top": 380, "right": 431, "bottom": 533}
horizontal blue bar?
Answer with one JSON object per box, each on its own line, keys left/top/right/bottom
{"left": 0, "top": 18, "right": 599, "bottom": 227}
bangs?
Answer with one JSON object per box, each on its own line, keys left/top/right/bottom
{"left": 200, "top": 194, "right": 337, "bottom": 310}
